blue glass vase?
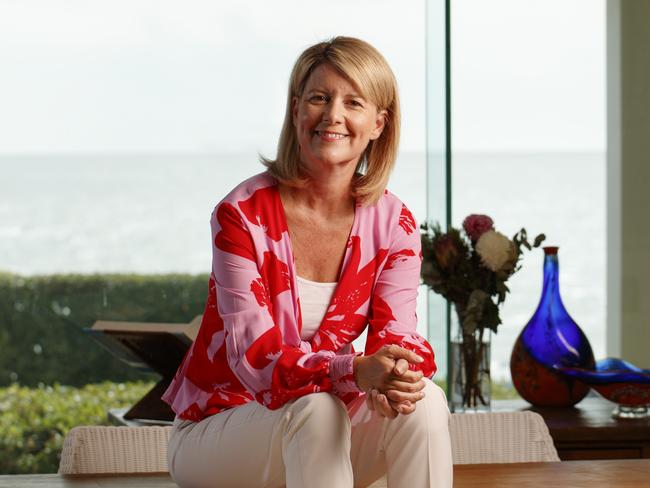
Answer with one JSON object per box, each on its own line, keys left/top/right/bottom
{"left": 510, "top": 246, "right": 595, "bottom": 406}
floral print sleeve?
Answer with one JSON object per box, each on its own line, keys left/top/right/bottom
{"left": 365, "top": 204, "right": 437, "bottom": 378}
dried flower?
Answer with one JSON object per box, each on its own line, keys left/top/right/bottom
{"left": 434, "top": 235, "right": 460, "bottom": 270}
{"left": 420, "top": 216, "right": 545, "bottom": 336}
{"left": 421, "top": 214, "right": 547, "bottom": 412}
{"left": 501, "top": 238, "right": 520, "bottom": 274}
{"left": 475, "top": 230, "right": 514, "bottom": 272}
{"left": 463, "top": 214, "right": 494, "bottom": 241}
{"left": 457, "top": 290, "right": 490, "bottom": 335}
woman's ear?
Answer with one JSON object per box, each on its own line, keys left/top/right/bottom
{"left": 291, "top": 96, "right": 299, "bottom": 127}
{"left": 370, "top": 109, "right": 387, "bottom": 140}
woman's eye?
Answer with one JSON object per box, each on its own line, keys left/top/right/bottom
{"left": 348, "top": 99, "right": 364, "bottom": 108}
{"left": 309, "top": 95, "right": 328, "bottom": 103}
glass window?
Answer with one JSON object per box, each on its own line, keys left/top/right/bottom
{"left": 1, "top": 0, "right": 429, "bottom": 275}
{"left": 451, "top": 0, "right": 606, "bottom": 381}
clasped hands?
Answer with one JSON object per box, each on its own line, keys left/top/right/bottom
{"left": 353, "top": 345, "right": 426, "bottom": 419}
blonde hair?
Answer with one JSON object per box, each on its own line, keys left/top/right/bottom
{"left": 261, "top": 36, "right": 400, "bottom": 205}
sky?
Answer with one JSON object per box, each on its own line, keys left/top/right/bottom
{"left": 0, "top": 0, "right": 605, "bottom": 155}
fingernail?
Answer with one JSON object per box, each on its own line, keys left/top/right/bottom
{"left": 415, "top": 355, "right": 424, "bottom": 363}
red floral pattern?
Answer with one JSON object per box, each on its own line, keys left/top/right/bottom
{"left": 214, "top": 202, "right": 255, "bottom": 262}
{"left": 238, "top": 185, "right": 287, "bottom": 241}
{"left": 399, "top": 204, "right": 416, "bottom": 235}
{"left": 385, "top": 249, "right": 416, "bottom": 270}
{"left": 245, "top": 326, "right": 282, "bottom": 370}
{"left": 311, "top": 236, "right": 388, "bottom": 353}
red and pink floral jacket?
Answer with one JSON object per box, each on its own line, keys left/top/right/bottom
{"left": 162, "top": 171, "right": 436, "bottom": 421}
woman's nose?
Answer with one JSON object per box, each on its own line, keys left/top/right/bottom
{"left": 322, "top": 100, "right": 344, "bottom": 124}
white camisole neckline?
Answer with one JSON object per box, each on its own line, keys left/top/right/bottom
{"left": 296, "top": 275, "right": 337, "bottom": 341}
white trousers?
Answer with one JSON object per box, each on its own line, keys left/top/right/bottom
{"left": 167, "top": 378, "right": 453, "bottom": 488}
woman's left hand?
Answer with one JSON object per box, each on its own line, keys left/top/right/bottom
{"left": 366, "top": 389, "right": 416, "bottom": 418}
{"left": 365, "top": 359, "right": 425, "bottom": 418}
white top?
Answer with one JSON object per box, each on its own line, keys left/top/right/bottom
{"left": 296, "top": 275, "right": 337, "bottom": 341}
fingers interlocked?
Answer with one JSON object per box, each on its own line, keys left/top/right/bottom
{"left": 366, "top": 354, "right": 427, "bottom": 418}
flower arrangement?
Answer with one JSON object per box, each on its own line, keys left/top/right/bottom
{"left": 420, "top": 214, "right": 545, "bottom": 409}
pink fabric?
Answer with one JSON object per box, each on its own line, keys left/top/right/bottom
{"left": 162, "top": 171, "right": 437, "bottom": 421}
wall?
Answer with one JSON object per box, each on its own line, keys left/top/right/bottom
{"left": 607, "top": 0, "right": 650, "bottom": 366}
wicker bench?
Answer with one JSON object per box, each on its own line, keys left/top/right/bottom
{"left": 59, "top": 410, "right": 559, "bottom": 486}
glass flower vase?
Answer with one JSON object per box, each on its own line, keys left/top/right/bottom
{"left": 510, "top": 246, "right": 595, "bottom": 406}
{"left": 449, "top": 326, "right": 491, "bottom": 413}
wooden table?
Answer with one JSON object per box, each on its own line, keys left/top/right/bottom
{"left": 493, "top": 396, "right": 650, "bottom": 460}
{"left": 1, "top": 459, "right": 649, "bottom": 487}
{"left": 456, "top": 459, "right": 650, "bottom": 487}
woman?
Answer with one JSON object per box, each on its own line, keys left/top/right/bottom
{"left": 162, "top": 36, "right": 453, "bottom": 487}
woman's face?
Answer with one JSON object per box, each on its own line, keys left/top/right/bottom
{"left": 292, "top": 63, "right": 386, "bottom": 175}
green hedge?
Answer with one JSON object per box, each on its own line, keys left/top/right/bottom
{"left": 0, "top": 381, "right": 155, "bottom": 474}
{"left": 0, "top": 272, "right": 209, "bottom": 387}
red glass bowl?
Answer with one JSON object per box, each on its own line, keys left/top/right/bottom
{"left": 554, "top": 358, "right": 650, "bottom": 419}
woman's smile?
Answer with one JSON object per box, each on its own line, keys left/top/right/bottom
{"left": 314, "top": 130, "right": 349, "bottom": 141}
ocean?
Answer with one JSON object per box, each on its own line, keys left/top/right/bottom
{"left": 0, "top": 152, "right": 605, "bottom": 381}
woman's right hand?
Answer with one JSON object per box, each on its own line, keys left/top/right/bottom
{"left": 354, "top": 345, "right": 427, "bottom": 406}
{"left": 364, "top": 358, "right": 426, "bottom": 418}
